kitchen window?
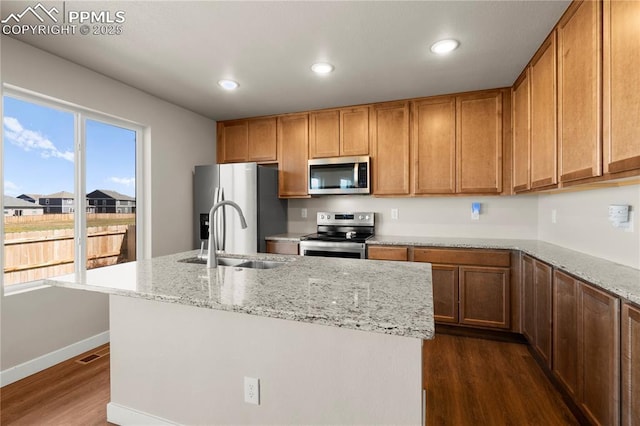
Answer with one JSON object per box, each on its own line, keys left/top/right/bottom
{"left": 2, "top": 86, "right": 145, "bottom": 293}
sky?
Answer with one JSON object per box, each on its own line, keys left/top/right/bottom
{"left": 2, "top": 95, "right": 136, "bottom": 198}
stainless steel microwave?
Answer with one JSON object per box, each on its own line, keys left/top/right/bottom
{"left": 308, "top": 156, "right": 370, "bottom": 195}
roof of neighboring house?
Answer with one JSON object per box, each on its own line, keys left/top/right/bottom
{"left": 18, "top": 193, "right": 43, "bottom": 202}
{"left": 4, "top": 196, "right": 45, "bottom": 209}
{"left": 87, "top": 189, "right": 135, "bottom": 202}
{"left": 43, "top": 191, "right": 75, "bottom": 199}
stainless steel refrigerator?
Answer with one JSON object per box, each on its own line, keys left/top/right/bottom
{"left": 193, "top": 163, "right": 287, "bottom": 254}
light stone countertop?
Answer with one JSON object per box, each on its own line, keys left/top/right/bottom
{"left": 369, "top": 236, "right": 640, "bottom": 306}
{"left": 265, "top": 232, "right": 309, "bottom": 242}
{"left": 45, "top": 251, "right": 434, "bottom": 340}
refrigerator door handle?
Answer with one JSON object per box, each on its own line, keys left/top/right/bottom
{"left": 213, "top": 187, "right": 221, "bottom": 252}
{"left": 220, "top": 187, "right": 226, "bottom": 252}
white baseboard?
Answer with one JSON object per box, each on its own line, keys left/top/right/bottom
{"left": 107, "top": 402, "right": 177, "bottom": 426}
{"left": 0, "top": 330, "right": 110, "bottom": 387}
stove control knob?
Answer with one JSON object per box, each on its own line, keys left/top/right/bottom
{"left": 358, "top": 215, "right": 364, "bottom": 220}
{"left": 365, "top": 215, "right": 370, "bottom": 220}
{"left": 326, "top": 214, "right": 331, "bottom": 219}
{"left": 320, "top": 214, "right": 325, "bottom": 219}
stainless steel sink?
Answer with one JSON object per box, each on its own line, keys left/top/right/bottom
{"left": 235, "top": 260, "right": 284, "bottom": 270}
{"left": 178, "top": 256, "right": 284, "bottom": 269}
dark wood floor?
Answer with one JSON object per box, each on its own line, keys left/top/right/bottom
{"left": 1, "top": 335, "right": 577, "bottom": 425}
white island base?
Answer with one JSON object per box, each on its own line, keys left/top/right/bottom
{"left": 107, "top": 295, "right": 424, "bottom": 425}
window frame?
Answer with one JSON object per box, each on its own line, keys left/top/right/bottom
{"left": 1, "top": 84, "right": 147, "bottom": 295}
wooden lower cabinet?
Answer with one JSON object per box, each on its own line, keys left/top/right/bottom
{"left": 523, "top": 256, "right": 554, "bottom": 368}
{"left": 413, "top": 248, "right": 510, "bottom": 330}
{"left": 366, "top": 245, "right": 409, "bottom": 261}
{"left": 622, "top": 302, "right": 640, "bottom": 426}
{"left": 553, "top": 270, "right": 620, "bottom": 425}
{"left": 265, "top": 240, "right": 298, "bottom": 255}
{"left": 431, "top": 264, "right": 458, "bottom": 324}
{"left": 459, "top": 266, "right": 510, "bottom": 329}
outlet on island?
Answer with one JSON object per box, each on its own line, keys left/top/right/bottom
{"left": 244, "top": 376, "right": 260, "bottom": 405}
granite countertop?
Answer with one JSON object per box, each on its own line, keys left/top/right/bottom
{"left": 45, "top": 251, "right": 434, "bottom": 340}
{"left": 369, "top": 236, "right": 640, "bottom": 306}
{"left": 265, "top": 232, "right": 309, "bottom": 242}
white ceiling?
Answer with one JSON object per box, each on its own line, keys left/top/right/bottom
{"left": 1, "top": 1, "right": 570, "bottom": 121}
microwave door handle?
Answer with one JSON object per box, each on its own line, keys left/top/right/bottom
{"left": 354, "top": 163, "right": 358, "bottom": 188}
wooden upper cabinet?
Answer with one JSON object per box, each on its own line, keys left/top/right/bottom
{"left": 557, "top": 0, "right": 602, "bottom": 183}
{"left": 512, "top": 71, "right": 531, "bottom": 193}
{"left": 248, "top": 118, "right": 277, "bottom": 162}
{"left": 217, "top": 120, "right": 248, "bottom": 163}
{"left": 370, "top": 101, "right": 410, "bottom": 195}
{"left": 530, "top": 32, "right": 558, "bottom": 189}
{"left": 309, "top": 107, "right": 369, "bottom": 159}
{"left": 340, "top": 107, "right": 369, "bottom": 156}
{"left": 277, "top": 114, "right": 309, "bottom": 198}
{"left": 456, "top": 91, "right": 503, "bottom": 194}
{"left": 603, "top": 0, "right": 640, "bottom": 175}
{"left": 412, "top": 97, "right": 456, "bottom": 194}
{"left": 622, "top": 302, "right": 640, "bottom": 426}
{"left": 309, "top": 110, "right": 340, "bottom": 158}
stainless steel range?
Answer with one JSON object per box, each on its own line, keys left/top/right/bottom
{"left": 299, "top": 212, "right": 375, "bottom": 259}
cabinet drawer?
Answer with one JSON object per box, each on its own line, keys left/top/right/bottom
{"left": 265, "top": 240, "right": 298, "bottom": 255}
{"left": 413, "top": 248, "right": 510, "bottom": 267}
{"left": 367, "top": 246, "right": 409, "bottom": 261}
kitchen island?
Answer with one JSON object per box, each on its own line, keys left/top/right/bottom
{"left": 46, "top": 251, "right": 434, "bottom": 425}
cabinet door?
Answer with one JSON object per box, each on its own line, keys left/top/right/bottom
{"left": 248, "top": 118, "right": 277, "bottom": 162}
{"left": 340, "top": 107, "right": 369, "bottom": 156}
{"left": 459, "top": 266, "right": 510, "bottom": 329}
{"left": 553, "top": 271, "right": 579, "bottom": 399}
{"left": 431, "top": 264, "right": 459, "bottom": 324}
{"left": 309, "top": 110, "right": 340, "bottom": 159}
{"left": 603, "top": 0, "right": 640, "bottom": 175}
{"left": 533, "top": 260, "right": 553, "bottom": 368}
{"left": 217, "top": 121, "right": 248, "bottom": 163}
{"left": 277, "top": 114, "right": 309, "bottom": 198}
{"left": 578, "top": 282, "right": 620, "bottom": 426}
{"left": 411, "top": 97, "right": 456, "bottom": 194}
{"left": 367, "top": 245, "right": 408, "bottom": 261}
{"left": 521, "top": 255, "right": 535, "bottom": 342}
{"left": 512, "top": 71, "right": 530, "bottom": 193}
{"left": 456, "top": 91, "right": 503, "bottom": 194}
{"left": 265, "top": 240, "right": 299, "bottom": 255}
{"left": 530, "top": 32, "right": 558, "bottom": 189}
{"left": 622, "top": 303, "right": 640, "bottom": 426}
{"left": 370, "top": 102, "right": 410, "bottom": 195}
{"left": 557, "top": 0, "right": 602, "bottom": 183}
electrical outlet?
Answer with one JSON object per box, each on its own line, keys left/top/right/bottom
{"left": 471, "top": 203, "right": 480, "bottom": 221}
{"left": 244, "top": 377, "right": 260, "bottom": 405}
{"left": 391, "top": 208, "right": 399, "bottom": 220}
{"left": 301, "top": 208, "right": 307, "bottom": 218}
{"left": 551, "top": 209, "right": 557, "bottom": 224}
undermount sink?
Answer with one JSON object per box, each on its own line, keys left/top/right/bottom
{"left": 178, "top": 256, "right": 285, "bottom": 269}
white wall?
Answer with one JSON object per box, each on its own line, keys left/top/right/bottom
{"left": 1, "top": 37, "right": 216, "bottom": 371}
{"left": 291, "top": 185, "right": 640, "bottom": 270}
{"left": 538, "top": 184, "right": 640, "bottom": 269}
{"left": 289, "top": 194, "right": 539, "bottom": 239}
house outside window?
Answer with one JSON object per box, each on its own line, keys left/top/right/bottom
{"left": 2, "top": 89, "right": 143, "bottom": 291}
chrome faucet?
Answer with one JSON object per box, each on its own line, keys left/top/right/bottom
{"left": 207, "top": 200, "right": 248, "bottom": 268}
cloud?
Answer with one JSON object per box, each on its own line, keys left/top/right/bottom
{"left": 3, "top": 116, "right": 74, "bottom": 162}
{"left": 109, "top": 176, "right": 135, "bottom": 187}
{"left": 4, "top": 180, "right": 19, "bottom": 195}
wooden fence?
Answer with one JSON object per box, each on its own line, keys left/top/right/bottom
{"left": 4, "top": 213, "right": 135, "bottom": 224}
{"left": 3, "top": 225, "right": 136, "bottom": 286}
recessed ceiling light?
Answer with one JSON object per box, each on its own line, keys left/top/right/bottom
{"left": 311, "top": 62, "right": 334, "bottom": 74}
{"left": 218, "top": 79, "right": 239, "bottom": 90}
{"left": 430, "top": 39, "right": 460, "bottom": 55}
